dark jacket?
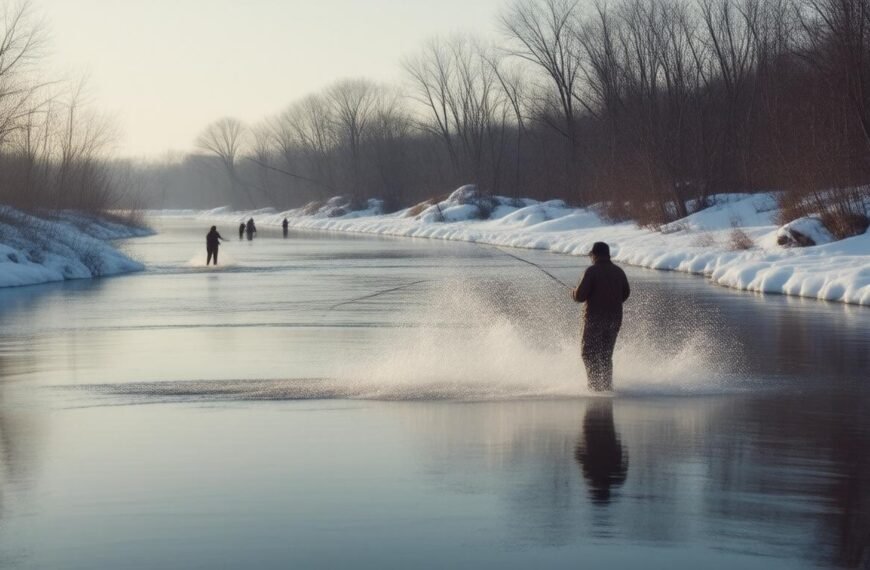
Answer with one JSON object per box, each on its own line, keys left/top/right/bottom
{"left": 573, "top": 258, "right": 630, "bottom": 321}
{"left": 206, "top": 229, "right": 223, "bottom": 250}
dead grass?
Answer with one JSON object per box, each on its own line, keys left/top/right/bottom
{"left": 778, "top": 187, "right": 870, "bottom": 240}
{"left": 692, "top": 231, "right": 718, "bottom": 247}
{"left": 302, "top": 201, "right": 324, "bottom": 215}
{"left": 729, "top": 228, "right": 754, "bottom": 250}
{"left": 406, "top": 200, "right": 432, "bottom": 218}
{"left": 103, "top": 209, "right": 149, "bottom": 230}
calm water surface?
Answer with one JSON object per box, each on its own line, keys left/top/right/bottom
{"left": 0, "top": 218, "right": 867, "bottom": 569}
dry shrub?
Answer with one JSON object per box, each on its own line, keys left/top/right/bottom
{"left": 597, "top": 201, "right": 633, "bottom": 223}
{"left": 729, "top": 228, "right": 754, "bottom": 250}
{"left": 406, "top": 200, "right": 432, "bottom": 218}
{"left": 693, "top": 231, "right": 717, "bottom": 247}
{"left": 302, "top": 201, "right": 323, "bottom": 215}
{"left": 819, "top": 211, "right": 869, "bottom": 240}
{"left": 778, "top": 187, "right": 869, "bottom": 240}
{"left": 104, "top": 209, "right": 148, "bottom": 230}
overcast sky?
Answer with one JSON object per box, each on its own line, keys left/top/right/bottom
{"left": 37, "top": 0, "right": 506, "bottom": 158}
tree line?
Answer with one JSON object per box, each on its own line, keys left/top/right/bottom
{"left": 167, "top": 0, "right": 868, "bottom": 237}
{"left": 3, "top": 0, "right": 866, "bottom": 237}
{"left": 0, "top": 1, "right": 132, "bottom": 214}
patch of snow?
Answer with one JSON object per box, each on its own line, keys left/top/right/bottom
{"left": 776, "top": 216, "right": 835, "bottom": 247}
{"left": 0, "top": 207, "right": 149, "bottom": 288}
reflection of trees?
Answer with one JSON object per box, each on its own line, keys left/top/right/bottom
{"left": 702, "top": 395, "right": 870, "bottom": 568}
{"left": 397, "top": 396, "right": 870, "bottom": 567}
{"left": 0, "top": 354, "right": 39, "bottom": 525}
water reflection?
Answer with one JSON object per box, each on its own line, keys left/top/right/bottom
{"left": 575, "top": 399, "right": 628, "bottom": 505}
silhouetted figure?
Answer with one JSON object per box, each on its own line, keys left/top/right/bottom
{"left": 575, "top": 399, "right": 628, "bottom": 505}
{"left": 572, "top": 241, "right": 630, "bottom": 392}
{"left": 245, "top": 218, "right": 256, "bottom": 241}
{"left": 206, "top": 226, "right": 224, "bottom": 266}
{"left": 238, "top": 223, "right": 245, "bottom": 240}
{"left": 282, "top": 218, "right": 289, "bottom": 238}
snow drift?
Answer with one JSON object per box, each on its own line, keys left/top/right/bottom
{"left": 0, "top": 207, "right": 150, "bottom": 288}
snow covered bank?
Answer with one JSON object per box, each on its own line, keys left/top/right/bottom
{"left": 170, "top": 189, "right": 870, "bottom": 306}
{"left": 0, "top": 207, "right": 151, "bottom": 288}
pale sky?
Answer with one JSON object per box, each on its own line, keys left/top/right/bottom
{"left": 37, "top": 0, "right": 506, "bottom": 158}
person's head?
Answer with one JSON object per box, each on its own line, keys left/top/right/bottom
{"left": 590, "top": 241, "right": 610, "bottom": 261}
{"left": 210, "top": 225, "right": 216, "bottom": 232}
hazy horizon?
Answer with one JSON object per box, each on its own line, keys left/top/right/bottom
{"left": 38, "top": 0, "right": 505, "bottom": 158}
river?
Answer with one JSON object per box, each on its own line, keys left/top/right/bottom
{"left": 0, "top": 218, "right": 867, "bottom": 569}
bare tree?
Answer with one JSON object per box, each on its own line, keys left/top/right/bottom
{"left": 363, "top": 86, "right": 414, "bottom": 209}
{"left": 798, "top": 0, "right": 870, "bottom": 148}
{"left": 326, "top": 78, "right": 381, "bottom": 204}
{"left": 246, "top": 120, "right": 281, "bottom": 205}
{"left": 195, "top": 117, "right": 253, "bottom": 207}
{"left": 502, "top": 0, "right": 584, "bottom": 137}
{"left": 486, "top": 53, "right": 530, "bottom": 195}
{"left": 405, "top": 36, "right": 511, "bottom": 192}
{"left": 502, "top": 0, "right": 591, "bottom": 201}
{"left": 404, "top": 37, "right": 462, "bottom": 175}
{"left": 273, "top": 94, "right": 337, "bottom": 200}
{"left": 0, "top": 0, "right": 47, "bottom": 148}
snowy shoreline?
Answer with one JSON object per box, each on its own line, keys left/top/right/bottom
{"left": 159, "top": 190, "right": 870, "bottom": 306}
{"left": 0, "top": 207, "right": 151, "bottom": 288}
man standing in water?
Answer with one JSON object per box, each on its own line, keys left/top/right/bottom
{"left": 572, "top": 242, "right": 630, "bottom": 391}
{"left": 238, "top": 222, "right": 245, "bottom": 240}
{"left": 245, "top": 218, "right": 257, "bottom": 241}
{"left": 206, "top": 226, "right": 224, "bottom": 266}
{"left": 282, "top": 218, "right": 289, "bottom": 238}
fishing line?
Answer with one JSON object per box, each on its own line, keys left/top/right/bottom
{"left": 326, "top": 244, "right": 572, "bottom": 312}
{"left": 328, "top": 280, "right": 431, "bottom": 311}
{"left": 480, "top": 243, "right": 574, "bottom": 289}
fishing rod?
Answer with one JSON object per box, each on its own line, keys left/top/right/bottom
{"left": 482, "top": 243, "right": 574, "bottom": 289}
{"left": 326, "top": 243, "right": 571, "bottom": 311}
{"left": 327, "top": 280, "right": 431, "bottom": 311}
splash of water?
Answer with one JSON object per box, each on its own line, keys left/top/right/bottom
{"left": 184, "top": 250, "right": 239, "bottom": 269}
{"left": 69, "top": 274, "right": 748, "bottom": 403}
{"left": 331, "top": 275, "right": 748, "bottom": 399}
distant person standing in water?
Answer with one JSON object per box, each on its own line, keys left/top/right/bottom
{"left": 245, "top": 218, "right": 256, "bottom": 241}
{"left": 238, "top": 222, "right": 245, "bottom": 240}
{"left": 206, "top": 226, "right": 224, "bottom": 266}
{"left": 572, "top": 242, "right": 630, "bottom": 392}
{"left": 282, "top": 218, "right": 289, "bottom": 238}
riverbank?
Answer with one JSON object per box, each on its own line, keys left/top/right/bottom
{"left": 0, "top": 207, "right": 151, "bottom": 288}
{"left": 167, "top": 191, "right": 870, "bottom": 306}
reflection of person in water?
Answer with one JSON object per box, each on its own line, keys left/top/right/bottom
{"left": 575, "top": 399, "right": 628, "bottom": 505}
